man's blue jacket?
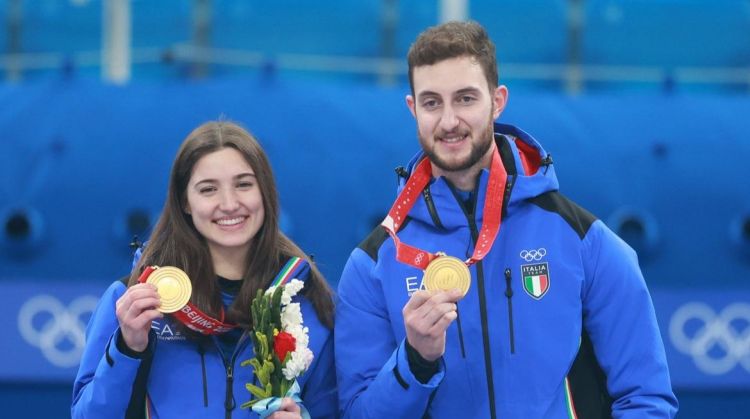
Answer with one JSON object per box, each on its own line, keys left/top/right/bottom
{"left": 335, "top": 123, "right": 678, "bottom": 418}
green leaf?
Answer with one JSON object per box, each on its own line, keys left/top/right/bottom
{"left": 245, "top": 382, "right": 271, "bottom": 399}
{"left": 240, "top": 399, "right": 258, "bottom": 409}
{"left": 271, "top": 286, "right": 283, "bottom": 326}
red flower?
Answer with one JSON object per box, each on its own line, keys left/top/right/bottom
{"left": 274, "top": 331, "right": 296, "bottom": 362}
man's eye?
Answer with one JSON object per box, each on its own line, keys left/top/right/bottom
{"left": 458, "top": 96, "right": 476, "bottom": 104}
{"left": 422, "top": 100, "right": 439, "bottom": 109}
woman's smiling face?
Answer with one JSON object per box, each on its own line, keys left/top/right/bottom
{"left": 185, "top": 147, "right": 265, "bottom": 259}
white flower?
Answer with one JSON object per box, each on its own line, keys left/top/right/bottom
{"left": 281, "top": 346, "right": 314, "bottom": 380}
{"left": 265, "top": 279, "right": 304, "bottom": 305}
{"left": 281, "top": 303, "right": 303, "bottom": 329}
{"left": 286, "top": 324, "right": 309, "bottom": 349}
{"left": 280, "top": 303, "right": 312, "bottom": 381}
{"left": 280, "top": 279, "right": 304, "bottom": 305}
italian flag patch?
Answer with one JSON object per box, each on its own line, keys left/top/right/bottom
{"left": 521, "top": 262, "right": 550, "bottom": 300}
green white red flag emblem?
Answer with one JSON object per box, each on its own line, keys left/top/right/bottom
{"left": 521, "top": 262, "right": 550, "bottom": 300}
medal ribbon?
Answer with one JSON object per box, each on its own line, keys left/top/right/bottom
{"left": 138, "top": 266, "right": 237, "bottom": 335}
{"left": 381, "top": 146, "right": 507, "bottom": 270}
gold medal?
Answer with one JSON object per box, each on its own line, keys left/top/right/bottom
{"left": 423, "top": 255, "right": 471, "bottom": 297}
{"left": 145, "top": 266, "right": 192, "bottom": 313}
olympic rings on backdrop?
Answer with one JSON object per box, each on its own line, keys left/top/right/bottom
{"left": 519, "top": 248, "right": 547, "bottom": 262}
{"left": 17, "top": 295, "right": 99, "bottom": 368}
{"left": 669, "top": 302, "right": 750, "bottom": 375}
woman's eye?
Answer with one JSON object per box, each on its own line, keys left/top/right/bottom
{"left": 237, "top": 182, "right": 254, "bottom": 189}
{"left": 199, "top": 186, "right": 216, "bottom": 194}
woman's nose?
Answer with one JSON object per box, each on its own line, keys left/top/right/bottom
{"left": 218, "top": 189, "right": 240, "bottom": 211}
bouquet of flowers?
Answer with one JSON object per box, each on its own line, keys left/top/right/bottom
{"left": 241, "top": 277, "right": 313, "bottom": 415}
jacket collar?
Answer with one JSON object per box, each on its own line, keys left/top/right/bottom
{"left": 398, "top": 123, "right": 559, "bottom": 230}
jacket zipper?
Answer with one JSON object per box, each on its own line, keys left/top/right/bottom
{"left": 468, "top": 212, "right": 497, "bottom": 419}
{"left": 504, "top": 268, "right": 515, "bottom": 354}
{"left": 455, "top": 308, "right": 466, "bottom": 358}
{"left": 224, "top": 364, "right": 234, "bottom": 419}
{"left": 440, "top": 170, "right": 515, "bottom": 419}
{"left": 472, "top": 232, "right": 497, "bottom": 419}
{"left": 212, "top": 333, "right": 249, "bottom": 419}
{"left": 443, "top": 179, "right": 498, "bottom": 419}
{"left": 473, "top": 172, "right": 516, "bottom": 417}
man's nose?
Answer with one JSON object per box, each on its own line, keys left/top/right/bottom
{"left": 439, "top": 105, "right": 459, "bottom": 131}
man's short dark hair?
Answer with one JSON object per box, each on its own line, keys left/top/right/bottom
{"left": 407, "top": 21, "right": 499, "bottom": 95}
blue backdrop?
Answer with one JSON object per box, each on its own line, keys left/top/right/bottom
{"left": 1, "top": 76, "right": 749, "bottom": 417}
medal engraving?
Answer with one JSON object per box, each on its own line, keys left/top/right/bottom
{"left": 146, "top": 266, "right": 193, "bottom": 313}
{"left": 423, "top": 256, "right": 471, "bottom": 297}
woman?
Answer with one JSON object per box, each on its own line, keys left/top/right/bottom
{"left": 72, "top": 121, "right": 337, "bottom": 418}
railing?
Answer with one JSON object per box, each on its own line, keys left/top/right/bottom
{"left": 2, "top": 46, "right": 749, "bottom": 92}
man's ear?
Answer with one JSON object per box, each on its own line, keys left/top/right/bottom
{"left": 405, "top": 95, "right": 417, "bottom": 119}
{"left": 492, "top": 85, "right": 509, "bottom": 120}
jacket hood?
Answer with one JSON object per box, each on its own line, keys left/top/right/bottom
{"left": 397, "top": 123, "right": 559, "bottom": 229}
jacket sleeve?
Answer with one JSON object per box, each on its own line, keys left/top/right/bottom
{"left": 581, "top": 220, "right": 679, "bottom": 418}
{"left": 71, "top": 281, "right": 155, "bottom": 419}
{"left": 335, "top": 248, "right": 445, "bottom": 419}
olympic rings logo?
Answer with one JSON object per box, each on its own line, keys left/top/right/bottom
{"left": 519, "top": 248, "right": 547, "bottom": 262}
{"left": 17, "top": 295, "right": 99, "bottom": 368}
{"left": 669, "top": 302, "right": 750, "bottom": 375}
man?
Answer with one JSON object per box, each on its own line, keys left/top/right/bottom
{"left": 335, "top": 21, "right": 677, "bottom": 418}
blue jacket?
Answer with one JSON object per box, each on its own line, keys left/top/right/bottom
{"left": 72, "top": 274, "right": 337, "bottom": 418}
{"left": 335, "top": 123, "right": 677, "bottom": 418}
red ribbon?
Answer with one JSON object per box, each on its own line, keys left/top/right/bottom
{"left": 381, "top": 146, "right": 507, "bottom": 270}
{"left": 138, "top": 266, "right": 237, "bottom": 335}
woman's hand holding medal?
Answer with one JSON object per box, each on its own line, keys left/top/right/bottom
{"left": 115, "top": 283, "right": 163, "bottom": 352}
{"left": 116, "top": 266, "right": 194, "bottom": 352}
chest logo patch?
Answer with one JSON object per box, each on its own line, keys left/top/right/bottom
{"left": 151, "top": 319, "right": 186, "bottom": 341}
{"left": 521, "top": 262, "right": 550, "bottom": 300}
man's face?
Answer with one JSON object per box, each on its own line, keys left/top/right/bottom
{"left": 407, "top": 56, "right": 507, "bottom": 174}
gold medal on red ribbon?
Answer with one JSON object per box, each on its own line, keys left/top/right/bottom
{"left": 381, "top": 146, "right": 507, "bottom": 301}
{"left": 137, "top": 265, "right": 234, "bottom": 334}
{"left": 423, "top": 254, "right": 471, "bottom": 297}
{"left": 144, "top": 266, "right": 192, "bottom": 313}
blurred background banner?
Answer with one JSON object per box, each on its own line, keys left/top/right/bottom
{"left": 653, "top": 290, "right": 750, "bottom": 390}
{"left": 2, "top": 281, "right": 104, "bottom": 382}
{"left": 1, "top": 0, "right": 749, "bottom": 417}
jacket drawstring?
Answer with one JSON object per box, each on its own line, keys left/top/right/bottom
{"left": 198, "top": 342, "right": 208, "bottom": 407}
{"left": 422, "top": 187, "right": 445, "bottom": 230}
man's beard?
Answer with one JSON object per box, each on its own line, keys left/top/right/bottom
{"left": 420, "top": 115, "right": 495, "bottom": 172}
